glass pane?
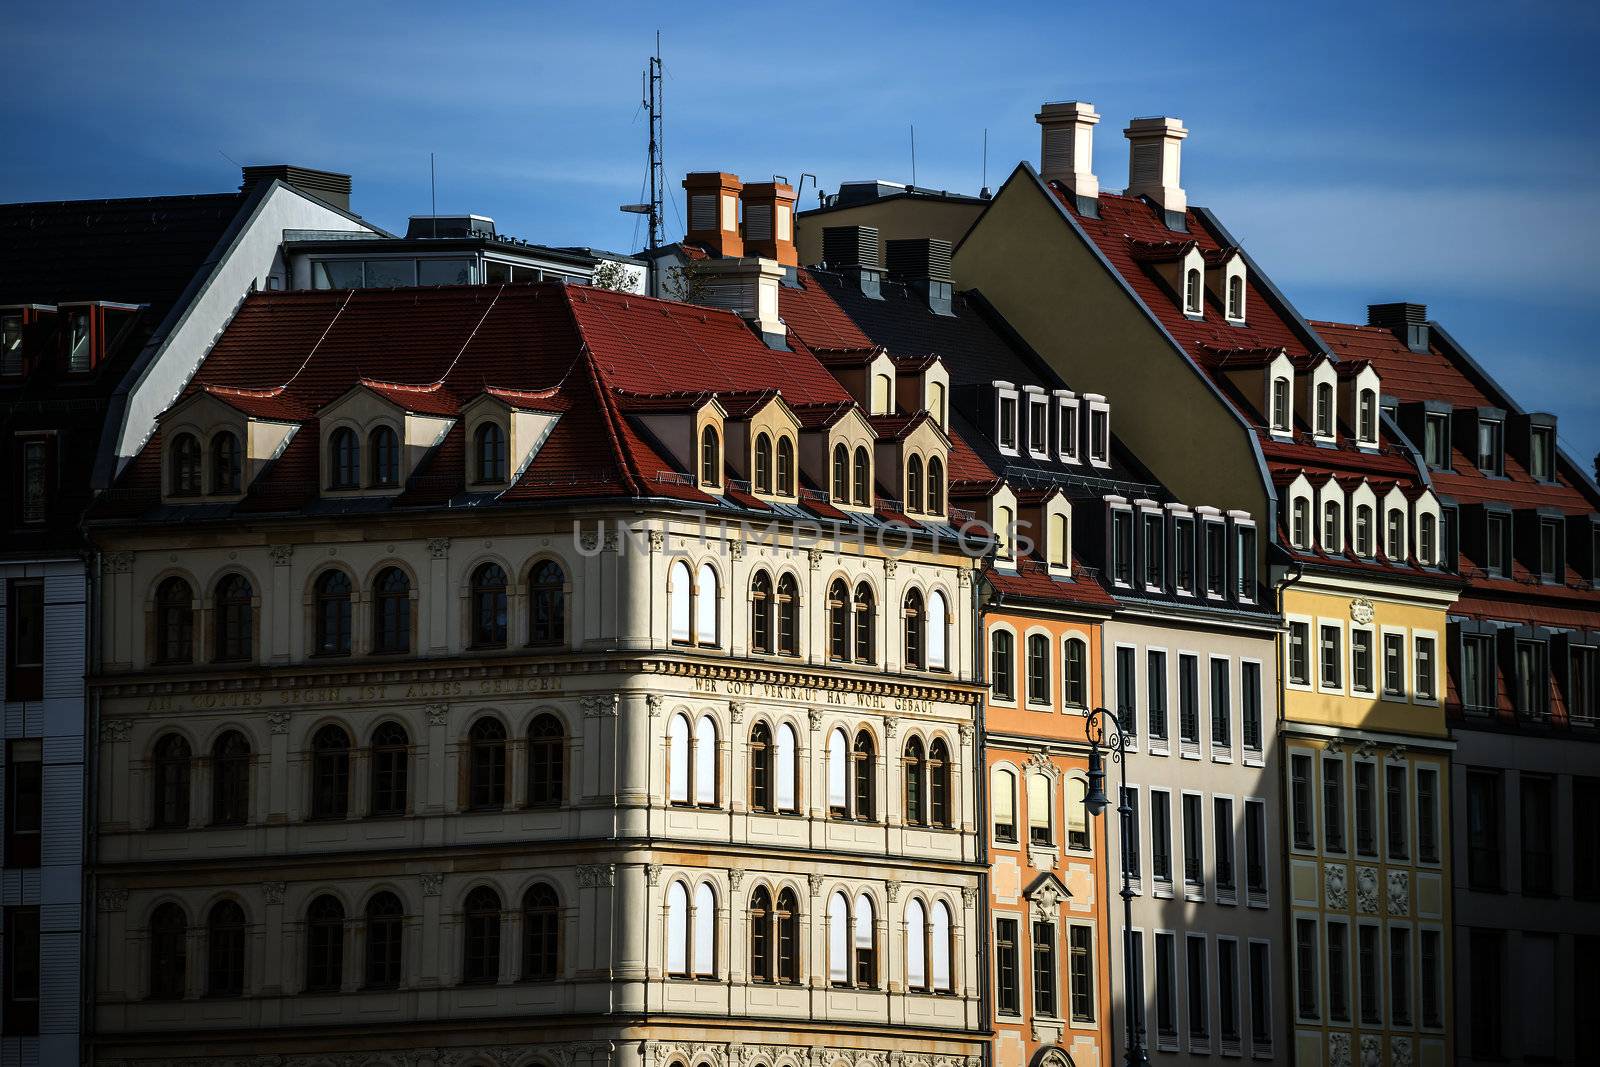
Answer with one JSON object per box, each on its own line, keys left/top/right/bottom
{"left": 319, "top": 260, "right": 364, "bottom": 288}
{"left": 364, "top": 259, "right": 417, "bottom": 287}
{"left": 419, "top": 258, "right": 474, "bottom": 285}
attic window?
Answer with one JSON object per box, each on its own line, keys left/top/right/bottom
{"left": 369, "top": 426, "right": 400, "bottom": 487}
{"left": 1110, "top": 508, "right": 1134, "bottom": 586}
{"left": 1322, "top": 501, "right": 1342, "bottom": 553}
{"left": 1048, "top": 511, "right": 1070, "bottom": 569}
{"left": 210, "top": 433, "right": 241, "bottom": 495}
{"left": 1419, "top": 513, "right": 1437, "bottom": 567}
{"left": 1234, "top": 523, "right": 1258, "bottom": 602}
{"left": 1204, "top": 520, "right": 1227, "bottom": 596}
{"left": 1357, "top": 390, "right": 1378, "bottom": 445}
{"left": 998, "top": 395, "right": 1018, "bottom": 453}
{"left": 66, "top": 309, "right": 92, "bottom": 373}
{"left": 1385, "top": 508, "right": 1406, "bottom": 561}
{"left": 1174, "top": 516, "right": 1196, "bottom": 594}
{"left": 754, "top": 434, "right": 773, "bottom": 493}
{"left": 701, "top": 426, "right": 720, "bottom": 487}
{"left": 873, "top": 373, "right": 893, "bottom": 416}
{"left": 170, "top": 433, "right": 201, "bottom": 497}
{"left": 1291, "top": 498, "right": 1310, "bottom": 550}
{"left": 852, "top": 446, "right": 871, "bottom": 506}
{"left": 1529, "top": 427, "right": 1555, "bottom": 482}
{"left": 929, "top": 381, "right": 947, "bottom": 429}
{"left": 1, "top": 313, "right": 21, "bottom": 376}
{"left": 1476, "top": 419, "right": 1504, "bottom": 475}
{"left": 1315, "top": 383, "right": 1334, "bottom": 438}
{"left": 1057, "top": 397, "right": 1079, "bottom": 462}
{"left": 1355, "top": 505, "right": 1374, "bottom": 557}
{"left": 1027, "top": 396, "right": 1049, "bottom": 458}
{"left": 995, "top": 504, "right": 1015, "bottom": 559}
{"left": 1271, "top": 378, "right": 1291, "bottom": 433}
{"left": 1422, "top": 413, "right": 1450, "bottom": 470}
{"left": 926, "top": 457, "right": 944, "bottom": 514}
{"left": 19, "top": 438, "right": 49, "bottom": 524}
{"left": 1088, "top": 399, "right": 1110, "bottom": 467}
{"left": 1184, "top": 269, "right": 1202, "bottom": 315}
{"left": 473, "top": 422, "right": 508, "bottom": 484}
{"left": 831, "top": 443, "right": 849, "bottom": 501}
{"left": 1486, "top": 512, "right": 1510, "bottom": 577}
{"left": 1539, "top": 519, "right": 1562, "bottom": 583}
{"left": 329, "top": 428, "right": 360, "bottom": 489}
{"left": 1226, "top": 275, "right": 1244, "bottom": 320}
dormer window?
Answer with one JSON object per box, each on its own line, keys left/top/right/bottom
{"left": 1087, "top": 396, "right": 1110, "bottom": 467}
{"left": 1291, "top": 498, "right": 1310, "bottom": 550}
{"left": 210, "top": 432, "right": 241, "bottom": 495}
{"left": 1204, "top": 519, "right": 1227, "bottom": 596}
{"left": 872, "top": 373, "right": 893, "bottom": 416}
{"left": 1529, "top": 427, "right": 1555, "bottom": 482}
{"left": 1486, "top": 512, "right": 1511, "bottom": 577}
{"left": 1419, "top": 513, "right": 1437, "bottom": 567}
{"left": 1357, "top": 389, "right": 1378, "bottom": 445}
{"left": 1226, "top": 275, "right": 1244, "bottom": 321}
{"left": 1323, "top": 501, "right": 1342, "bottom": 553}
{"left": 907, "top": 456, "right": 924, "bottom": 512}
{"left": 473, "top": 422, "right": 507, "bottom": 485}
{"left": 1027, "top": 393, "right": 1049, "bottom": 459}
{"left": 701, "top": 426, "right": 721, "bottom": 487}
{"left": 1, "top": 313, "right": 22, "bottom": 376}
{"left": 1476, "top": 418, "right": 1503, "bottom": 475}
{"left": 1057, "top": 394, "right": 1079, "bottom": 462}
{"left": 754, "top": 434, "right": 773, "bottom": 494}
{"left": 66, "top": 309, "right": 92, "bottom": 373}
{"left": 995, "top": 504, "right": 1015, "bottom": 559}
{"left": 1110, "top": 507, "right": 1134, "bottom": 586}
{"left": 1423, "top": 413, "right": 1450, "bottom": 469}
{"left": 926, "top": 457, "right": 944, "bottom": 514}
{"left": 1048, "top": 510, "right": 1071, "bottom": 569}
{"left": 1174, "top": 514, "right": 1196, "bottom": 594}
{"left": 928, "top": 381, "right": 947, "bottom": 429}
{"left": 1355, "top": 505, "right": 1374, "bottom": 557}
{"left": 1385, "top": 509, "right": 1406, "bottom": 561}
{"left": 1539, "top": 518, "right": 1562, "bottom": 583}
{"left": 1142, "top": 511, "right": 1165, "bottom": 590}
{"left": 853, "top": 446, "right": 871, "bottom": 506}
{"left": 1184, "top": 269, "right": 1203, "bottom": 315}
{"left": 999, "top": 396, "right": 1018, "bottom": 453}
{"left": 1315, "top": 383, "right": 1334, "bottom": 438}
{"left": 369, "top": 426, "right": 400, "bottom": 487}
{"left": 1271, "top": 377, "right": 1291, "bottom": 433}
{"left": 170, "top": 433, "right": 202, "bottom": 497}
{"left": 832, "top": 443, "right": 849, "bottom": 501}
{"left": 1234, "top": 521, "right": 1258, "bottom": 602}
{"left": 328, "top": 428, "right": 360, "bottom": 489}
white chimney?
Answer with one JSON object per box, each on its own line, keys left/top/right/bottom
{"left": 1124, "top": 116, "right": 1188, "bottom": 217}
{"left": 1036, "top": 101, "right": 1100, "bottom": 202}
{"left": 694, "top": 256, "right": 788, "bottom": 349}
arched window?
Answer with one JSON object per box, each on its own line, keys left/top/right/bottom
{"left": 827, "top": 728, "right": 849, "bottom": 816}
{"left": 470, "top": 562, "right": 508, "bottom": 648}
{"left": 363, "top": 892, "right": 403, "bottom": 989}
{"left": 903, "top": 589, "right": 925, "bottom": 669}
{"left": 461, "top": 887, "right": 501, "bottom": 984}
{"left": 1064, "top": 637, "right": 1088, "bottom": 708}
{"left": 930, "top": 381, "right": 947, "bottom": 428}
{"left": 927, "top": 591, "right": 949, "bottom": 671}
{"left": 852, "top": 892, "right": 876, "bottom": 987}
{"left": 310, "top": 725, "right": 350, "bottom": 819}
{"left": 1027, "top": 633, "right": 1051, "bottom": 705}
{"left": 930, "top": 900, "right": 953, "bottom": 992}
{"left": 210, "top": 731, "right": 250, "bottom": 827}
{"left": 852, "top": 730, "right": 876, "bottom": 821}
{"left": 1291, "top": 497, "right": 1311, "bottom": 550}
{"left": 668, "top": 713, "right": 691, "bottom": 806}
{"left": 991, "top": 630, "right": 1014, "bottom": 700}
{"left": 369, "top": 425, "right": 399, "bottom": 487}
{"left": 1315, "top": 382, "right": 1334, "bottom": 436}
{"left": 853, "top": 582, "right": 876, "bottom": 664}
{"left": 210, "top": 432, "right": 240, "bottom": 494}
{"left": 151, "top": 733, "right": 191, "bottom": 829}
{"left": 827, "top": 578, "right": 849, "bottom": 661}
{"left": 304, "top": 895, "right": 345, "bottom": 992}
{"left": 750, "top": 885, "right": 774, "bottom": 981}
{"left": 776, "top": 573, "right": 799, "bottom": 656}
{"left": 832, "top": 443, "right": 849, "bottom": 501}
{"left": 828, "top": 891, "right": 850, "bottom": 985}
{"left": 754, "top": 433, "right": 773, "bottom": 494}
{"left": 906, "top": 455, "right": 924, "bottom": 512}
{"left": 700, "top": 425, "right": 720, "bottom": 487}
{"left": 777, "top": 437, "right": 795, "bottom": 496}
{"left": 369, "top": 721, "right": 409, "bottom": 817}
{"left": 776, "top": 888, "right": 800, "bottom": 982}
{"left": 170, "top": 433, "right": 201, "bottom": 496}
{"left": 155, "top": 577, "right": 194, "bottom": 664}
{"left": 1227, "top": 274, "right": 1244, "bottom": 319}
{"left": 1067, "top": 776, "right": 1089, "bottom": 850}
{"left": 695, "top": 563, "right": 718, "bottom": 645}
{"left": 527, "top": 560, "right": 566, "bottom": 647}
{"left": 995, "top": 504, "right": 1015, "bottom": 558}
{"left": 853, "top": 446, "right": 871, "bottom": 506}
{"left": 666, "top": 881, "right": 689, "bottom": 977}
{"left": 1386, "top": 509, "right": 1406, "bottom": 560}
{"left": 692, "top": 882, "right": 716, "bottom": 978}
{"left": 521, "top": 883, "right": 559, "bottom": 982}
{"left": 750, "top": 722, "right": 774, "bottom": 813}
{"left": 148, "top": 903, "right": 187, "bottom": 999}
{"left": 926, "top": 456, "right": 944, "bottom": 514}
{"left": 1356, "top": 505, "right": 1374, "bottom": 556}
{"left": 992, "top": 766, "right": 1018, "bottom": 843}
{"left": 313, "top": 569, "right": 353, "bottom": 656}
{"left": 873, "top": 372, "right": 892, "bottom": 413}
{"left": 473, "top": 422, "right": 507, "bottom": 484}
{"left": 1323, "top": 501, "right": 1342, "bottom": 553}
{"left": 751, "top": 885, "right": 799, "bottom": 984}
{"left": 775, "top": 723, "right": 797, "bottom": 814}
{"left": 903, "top": 736, "right": 927, "bottom": 827}
{"left": 905, "top": 898, "right": 928, "bottom": 991}
{"left": 751, "top": 571, "right": 774, "bottom": 654}
{"left": 527, "top": 714, "right": 564, "bottom": 807}
{"left": 694, "top": 714, "right": 718, "bottom": 806}
{"left": 329, "top": 427, "right": 360, "bottom": 489}
{"left": 206, "top": 900, "right": 246, "bottom": 997}
{"left": 1185, "top": 268, "right": 1203, "bottom": 314}
{"left": 1049, "top": 511, "right": 1070, "bottom": 567}
{"left": 372, "top": 566, "right": 411, "bottom": 654}
{"left": 467, "top": 717, "right": 507, "bottom": 811}
{"left": 1027, "top": 773, "right": 1052, "bottom": 846}
{"left": 929, "top": 738, "right": 951, "bottom": 829}
{"left": 669, "top": 560, "right": 692, "bottom": 643}
{"left": 213, "top": 573, "right": 253, "bottom": 662}
{"left": 1420, "top": 513, "right": 1437, "bottom": 566}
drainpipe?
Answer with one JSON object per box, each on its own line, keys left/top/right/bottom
{"left": 973, "top": 572, "right": 993, "bottom": 1063}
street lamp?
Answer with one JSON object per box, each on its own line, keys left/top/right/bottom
{"left": 1083, "top": 706, "right": 1150, "bottom": 1067}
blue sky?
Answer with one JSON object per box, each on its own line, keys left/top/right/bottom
{"left": 5, "top": 0, "right": 1597, "bottom": 466}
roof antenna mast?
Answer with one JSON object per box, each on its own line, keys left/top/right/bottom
{"left": 645, "top": 33, "right": 665, "bottom": 252}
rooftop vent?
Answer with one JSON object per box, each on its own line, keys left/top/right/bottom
{"left": 1367, "top": 302, "right": 1430, "bottom": 353}
{"left": 822, "top": 225, "right": 884, "bottom": 300}
{"left": 405, "top": 215, "right": 496, "bottom": 240}
{"left": 240, "top": 164, "right": 352, "bottom": 212}
{"left": 885, "top": 238, "right": 953, "bottom": 316}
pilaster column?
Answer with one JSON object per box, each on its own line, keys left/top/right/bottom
{"left": 268, "top": 543, "right": 294, "bottom": 663}
{"left": 426, "top": 538, "right": 450, "bottom": 654}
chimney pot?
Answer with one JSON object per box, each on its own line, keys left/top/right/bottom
{"left": 1123, "top": 117, "right": 1188, "bottom": 226}
{"left": 1036, "top": 101, "right": 1101, "bottom": 208}
{"left": 682, "top": 172, "right": 744, "bottom": 258}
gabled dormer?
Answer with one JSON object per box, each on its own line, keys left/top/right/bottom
{"left": 158, "top": 388, "right": 299, "bottom": 503}
{"left": 1215, "top": 347, "right": 1295, "bottom": 437}
{"left": 873, "top": 411, "right": 952, "bottom": 520}
{"left": 0, "top": 305, "right": 54, "bottom": 378}
{"left": 1380, "top": 484, "right": 1411, "bottom": 562}
{"left": 1336, "top": 360, "right": 1382, "bottom": 449}
{"left": 1454, "top": 405, "right": 1507, "bottom": 478}
{"left": 1315, "top": 475, "right": 1347, "bottom": 554}
{"left": 1510, "top": 412, "right": 1559, "bottom": 483}
{"left": 1016, "top": 485, "right": 1072, "bottom": 576}
{"left": 316, "top": 381, "right": 457, "bottom": 496}
{"left": 892, "top": 354, "right": 951, "bottom": 433}
{"left": 987, "top": 482, "right": 1021, "bottom": 566}
{"left": 1349, "top": 479, "right": 1379, "bottom": 558}
{"left": 814, "top": 345, "right": 896, "bottom": 417}
{"left": 795, "top": 402, "right": 877, "bottom": 512}
{"left": 1130, "top": 238, "right": 1207, "bottom": 319}
{"left": 1282, "top": 472, "right": 1315, "bottom": 551}
{"left": 1023, "top": 385, "right": 1051, "bottom": 460}
{"left": 1300, "top": 356, "right": 1338, "bottom": 444}
{"left": 1203, "top": 246, "right": 1247, "bottom": 324}
{"left": 1412, "top": 489, "right": 1443, "bottom": 568}
{"left": 460, "top": 388, "right": 564, "bottom": 492}
{"left": 618, "top": 390, "right": 727, "bottom": 495}
{"left": 723, "top": 391, "right": 803, "bottom": 501}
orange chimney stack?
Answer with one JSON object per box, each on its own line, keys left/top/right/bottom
{"left": 740, "top": 181, "right": 797, "bottom": 266}
{"left": 682, "top": 172, "right": 744, "bottom": 258}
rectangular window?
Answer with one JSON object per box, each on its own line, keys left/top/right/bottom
{"left": 1128, "top": 930, "right": 1146, "bottom": 1036}
{"left": 995, "top": 918, "right": 1020, "bottom": 1016}
{"left": 1417, "top": 767, "right": 1440, "bottom": 864}
{"left": 1156, "top": 932, "right": 1178, "bottom": 1041}
{"left": 3, "top": 741, "right": 42, "bottom": 869}
{"left": 1204, "top": 522, "right": 1226, "bottom": 596}
{"left": 1291, "top": 753, "right": 1314, "bottom": 849}
{"left": 1245, "top": 799, "right": 1267, "bottom": 896}
{"left": 1355, "top": 761, "right": 1377, "bottom": 857}
{"left": 1576, "top": 778, "right": 1600, "bottom": 898}
{"left": 1386, "top": 764, "right": 1409, "bottom": 861}
{"left": 1571, "top": 646, "right": 1598, "bottom": 724}
{"left": 1142, "top": 513, "right": 1164, "bottom": 589}
{"left": 1476, "top": 418, "right": 1503, "bottom": 474}
{"left": 1352, "top": 629, "right": 1374, "bottom": 694}
{"left": 1327, "top": 919, "right": 1350, "bottom": 1022}
{"left": 18, "top": 439, "right": 49, "bottom": 525}
{"left": 0, "top": 313, "right": 22, "bottom": 377}
{"left": 1032, "top": 921, "right": 1057, "bottom": 1017}
{"left": 1530, "top": 426, "right": 1554, "bottom": 481}
{"left": 1358, "top": 924, "right": 1381, "bottom": 1025}
{"left": 1147, "top": 650, "right": 1168, "bottom": 742}
{"left": 1069, "top": 925, "right": 1095, "bottom": 1022}
{"left": 1218, "top": 938, "right": 1240, "bottom": 1045}
{"left": 1390, "top": 926, "right": 1412, "bottom": 1027}
{"left": 1420, "top": 929, "right": 1443, "bottom": 1029}
{"left": 1288, "top": 621, "right": 1310, "bottom": 686}
{"left": 1521, "top": 774, "right": 1554, "bottom": 896}
{"left": 1470, "top": 929, "right": 1502, "bottom": 1056}
{"left": 1415, "top": 635, "right": 1436, "bottom": 701}
{"left": 1515, "top": 640, "right": 1548, "bottom": 718}
{"left": 1295, "top": 918, "right": 1319, "bottom": 1019}
{"left": 1467, "top": 769, "right": 1502, "bottom": 890}
{"left": 1213, "top": 797, "right": 1235, "bottom": 893}
{"left": 1151, "top": 790, "right": 1173, "bottom": 885}
{"left": 1382, "top": 632, "right": 1405, "bottom": 697}
{"left": 1319, "top": 624, "right": 1342, "bottom": 688}
{"left": 1028, "top": 398, "right": 1049, "bottom": 456}
{"left": 1235, "top": 524, "right": 1257, "bottom": 602}
{"left": 1323, "top": 756, "right": 1346, "bottom": 853}
{"left": 1186, "top": 935, "right": 1210, "bottom": 1042}
{"left": 1058, "top": 401, "right": 1079, "bottom": 460}
{"left": 1249, "top": 941, "right": 1272, "bottom": 1048}
{"left": 2, "top": 906, "right": 40, "bottom": 1036}
{"left": 1241, "top": 661, "right": 1262, "bottom": 753}
{"left": 1182, "top": 793, "right": 1204, "bottom": 891}
{"left": 1487, "top": 512, "right": 1510, "bottom": 577}
{"left": 1179, "top": 654, "right": 1199, "bottom": 745}
{"left": 4, "top": 579, "right": 45, "bottom": 703}
{"left": 998, "top": 396, "right": 1017, "bottom": 451}
{"left": 1116, "top": 645, "right": 1137, "bottom": 735}
{"left": 1271, "top": 378, "right": 1290, "bottom": 432}
{"left": 1423, "top": 413, "right": 1450, "bottom": 469}
{"left": 1461, "top": 634, "right": 1494, "bottom": 713}
{"left": 1111, "top": 509, "right": 1134, "bottom": 586}
{"left": 1175, "top": 518, "right": 1195, "bottom": 594}
{"left": 1209, "top": 658, "right": 1231, "bottom": 749}
{"left": 1122, "top": 786, "right": 1141, "bottom": 880}
{"left": 1090, "top": 409, "right": 1109, "bottom": 464}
